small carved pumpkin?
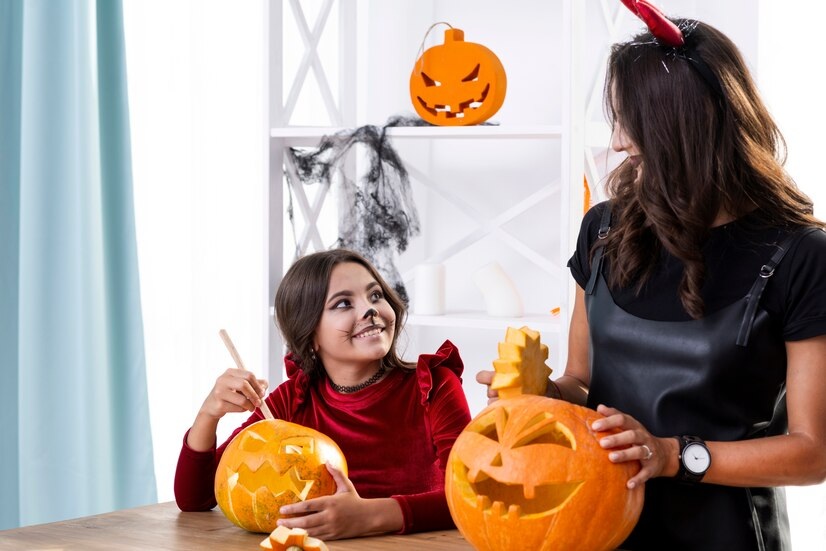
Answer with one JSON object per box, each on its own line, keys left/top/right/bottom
{"left": 446, "top": 327, "right": 643, "bottom": 551}
{"left": 214, "top": 419, "right": 348, "bottom": 533}
{"left": 410, "top": 27, "right": 507, "bottom": 126}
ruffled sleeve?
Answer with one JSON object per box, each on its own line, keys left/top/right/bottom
{"left": 415, "top": 339, "right": 464, "bottom": 406}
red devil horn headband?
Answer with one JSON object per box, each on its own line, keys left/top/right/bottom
{"left": 621, "top": 0, "right": 684, "bottom": 47}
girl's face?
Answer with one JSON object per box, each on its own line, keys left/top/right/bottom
{"left": 313, "top": 262, "right": 396, "bottom": 372}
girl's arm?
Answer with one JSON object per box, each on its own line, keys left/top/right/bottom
{"left": 276, "top": 364, "right": 471, "bottom": 539}
{"left": 390, "top": 367, "right": 472, "bottom": 532}
{"left": 174, "top": 368, "right": 268, "bottom": 511}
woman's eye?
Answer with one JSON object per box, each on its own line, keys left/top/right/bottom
{"left": 370, "top": 290, "right": 384, "bottom": 302}
{"left": 333, "top": 299, "right": 352, "bottom": 309}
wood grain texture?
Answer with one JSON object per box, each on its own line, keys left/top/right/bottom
{"left": 0, "top": 501, "right": 472, "bottom": 550}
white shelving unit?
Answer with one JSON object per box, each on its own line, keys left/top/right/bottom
{"left": 265, "top": 0, "right": 618, "bottom": 414}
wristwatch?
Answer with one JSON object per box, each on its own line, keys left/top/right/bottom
{"left": 676, "top": 435, "right": 711, "bottom": 483}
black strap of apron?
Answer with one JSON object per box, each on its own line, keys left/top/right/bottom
{"left": 585, "top": 204, "right": 613, "bottom": 295}
{"left": 736, "top": 229, "right": 815, "bottom": 347}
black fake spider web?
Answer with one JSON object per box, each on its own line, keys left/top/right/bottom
{"left": 286, "top": 116, "right": 431, "bottom": 303}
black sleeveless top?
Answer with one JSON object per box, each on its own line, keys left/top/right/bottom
{"left": 577, "top": 203, "right": 823, "bottom": 551}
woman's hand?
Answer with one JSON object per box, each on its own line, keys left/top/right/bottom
{"left": 592, "top": 404, "right": 677, "bottom": 489}
{"left": 199, "top": 368, "right": 268, "bottom": 420}
{"left": 475, "top": 370, "right": 499, "bottom": 405}
{"left": 277, "top": 463, "right": 403, "bottom": 540}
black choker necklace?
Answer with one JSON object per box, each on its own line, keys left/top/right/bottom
{"left": 329, "top": 365, "right": 387, "bottom": 394}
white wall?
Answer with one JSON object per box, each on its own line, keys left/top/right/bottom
{"left": 123, "top": 0, "right": 267, "bottom": 503}
{"left": 757, "top": 3, "right": 826, "bottom": 548}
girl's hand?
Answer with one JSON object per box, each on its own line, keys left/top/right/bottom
{"left": 591, "top": 404, "right": 673, "bottom": 489}
{"left": 475, "top": 369, "right": 498, "bottom": 405}
{"left": 199, "top": 368, "right": 268, "bottom": 420}
{"left": 277, "top": 463, "right": 402, "bottom": 540}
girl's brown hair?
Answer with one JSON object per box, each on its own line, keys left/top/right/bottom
{"left": 274, "top": 249, "right": 413, "bottom": 380}
{"left": 603, "top": 19, "right": 821, "bottom": 318}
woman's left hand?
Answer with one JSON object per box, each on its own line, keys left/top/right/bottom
{"left": 591, "top": 404, "right": 674, "bottom": 489}
{"left": 276, "top": 463, "right": 402, "bottom": 540}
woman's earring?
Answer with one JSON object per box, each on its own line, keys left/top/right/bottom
{"left": 310, "top": 348, "right": 317, "bottom": 363}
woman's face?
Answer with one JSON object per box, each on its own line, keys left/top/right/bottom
{"left": 313, "top": 262, "right": 395, "bottom": 371}
{"left": 611, "top": 118, "right": 642, "bottom": 171}
{"left": 610, "top": 88, "right": 642, "bottom": 173}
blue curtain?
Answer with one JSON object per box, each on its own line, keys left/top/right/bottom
{"left": 0, "top": 0, "right": 157, "bottom": 529}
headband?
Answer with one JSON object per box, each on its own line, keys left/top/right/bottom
{"left": 620, "top": 0, "right": 725, "bottom": 101}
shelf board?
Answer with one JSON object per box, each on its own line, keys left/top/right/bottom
{"left": 406, "top": 311, "right": 563, "bottom": 333}
{"left": 271, "top": 124, "right": 564, "bottom": 142}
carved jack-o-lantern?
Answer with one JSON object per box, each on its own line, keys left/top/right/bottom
{"left": 410, "top": 27, "right": 507, "bottom": 126}
{"left": 447, "top": 396, "right": 643, "bottom": 550}
{"left": 446, "top": 327, "right": 643, "bottom": 551}
{"left": 215, "top": 419, "right": 348, "bottom": 533}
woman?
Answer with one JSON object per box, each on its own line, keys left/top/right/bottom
{"left": 479, "top": 14, "right": 826, "bottom": 551}
{"left": 175, "top": 249, "right": 471, "bottom": 540}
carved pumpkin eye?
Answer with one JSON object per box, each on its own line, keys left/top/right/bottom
{"left": 461, "top": 64, "right": 480, "bottom": 82}
{"left": 214, "top": 420, "right": 348, "bottom": 534}
{"left": 420, "top": 72, "right": 441, "bottom": 87}
{"left": 409, "top": 27, "right": 506, "bottom": 126}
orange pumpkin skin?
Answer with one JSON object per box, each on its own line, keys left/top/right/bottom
{"left": 410, "top": 28, "right": 507, "bottom": 126}
{"left": 446, "top": 395, "right": 643, "bottom": 551}
{"left": 214, "top": 419, "right": 348, "bottom": 533}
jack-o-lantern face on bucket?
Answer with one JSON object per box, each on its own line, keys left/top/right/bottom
{"left": 214, "top": 419, "right": 348, "bottom": 533}
{"left": 409, "top": 28, "right": 507, "bottom": 126}
{"left": 446, "top": 395, "right": 643, "bottom": 551}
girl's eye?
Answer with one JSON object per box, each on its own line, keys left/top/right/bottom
{"left": 333, "top": 299, "right": 352, "bottom": 309}
{"left": 370, "top": 290, "right": 384, "bottom": 302}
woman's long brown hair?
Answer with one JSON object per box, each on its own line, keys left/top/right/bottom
{"left": 603, "top": 19, "right": 821, "bottom": 318}
{"left": 274, "top": 248, "right": 413, "bottom": 381}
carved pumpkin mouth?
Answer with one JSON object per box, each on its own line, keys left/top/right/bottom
{"left": 453, "top": 463, "right": 583, "bottom": 518}
{"left": 415, "top": 82, "right": 490, "bottom": 119}
{"left": 228, "top": 462, "right": 316, "bottom": 501}
{"left": 449, "top": 408, "right": 588, "bottom": 518}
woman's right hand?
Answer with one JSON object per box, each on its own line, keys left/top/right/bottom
{"left": 475, "top": 369, "right": 499, "bottom": 405}
{"left": 199, "top": 368, "right": 269, "bottom": 420}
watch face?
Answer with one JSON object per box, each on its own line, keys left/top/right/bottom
{"left": 683, "top": 442, "right": 711, "bottom": 474}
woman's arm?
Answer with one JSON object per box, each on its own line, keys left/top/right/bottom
{"left": 704, "top": 334, "right": 826, "bottom": 487}
{"left": 595, "top": 334, "right": 826, "bottom": 488}
{"left": 476, "top": 285, "right": 592, "bottom": 404}
{"left": 550, "top": 285, "right": 591, "bottom": 405}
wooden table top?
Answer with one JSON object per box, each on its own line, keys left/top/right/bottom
{"left": 0, "top": 501, "right": 474, "bottom": 550}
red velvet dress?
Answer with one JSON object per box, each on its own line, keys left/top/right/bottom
{"left": 174, "top": 340, "right": 471, "bottom": 533}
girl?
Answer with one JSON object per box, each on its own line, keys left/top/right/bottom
{"left": 175, "top": 249, "right": 471, "bottom": 540}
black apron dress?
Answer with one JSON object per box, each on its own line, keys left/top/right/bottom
{"left": 584, "top": 206, "right": 797, "bottom": 550}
